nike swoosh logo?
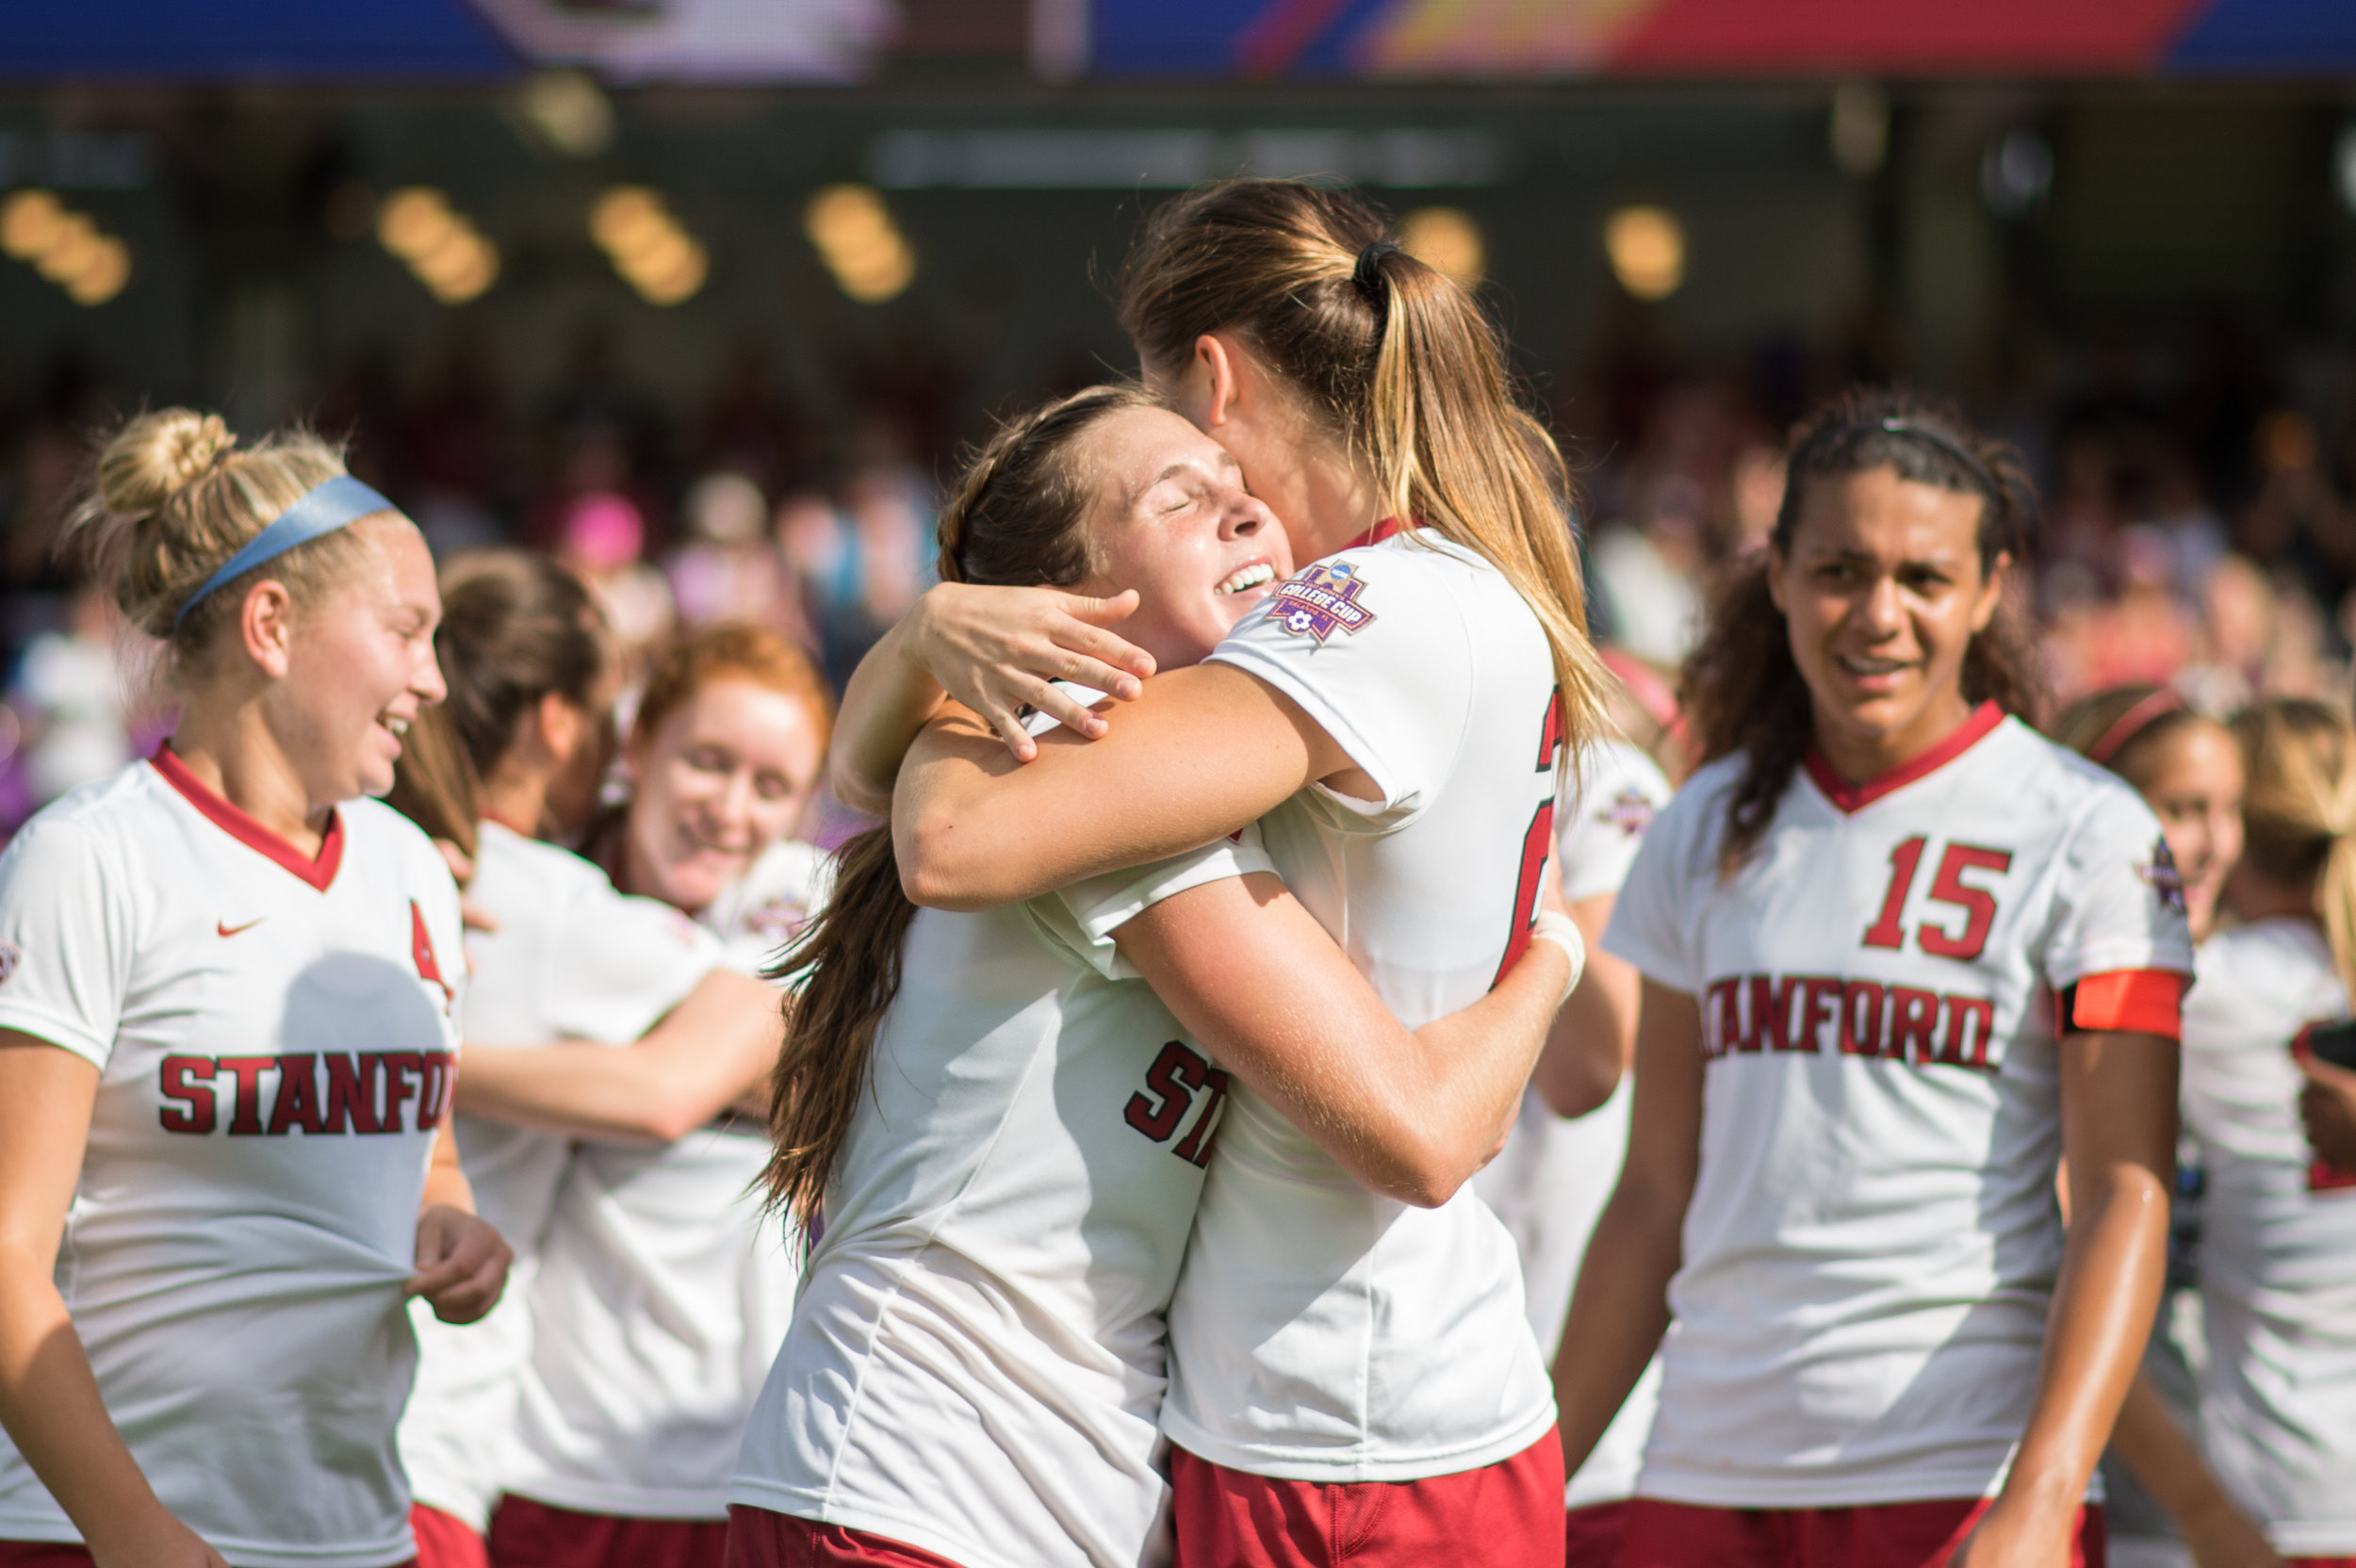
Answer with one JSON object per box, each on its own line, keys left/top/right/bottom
{"left": 216, "top": 918, "right": 264, "bottom": 938}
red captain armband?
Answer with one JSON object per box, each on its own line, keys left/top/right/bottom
{"left": 2056, "top": 969, "right": 2187, "bottom": 1041}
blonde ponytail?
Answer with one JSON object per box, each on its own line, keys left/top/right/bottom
{"left": 69, "top": 408, "right": 369, "bottom": 674}
{"left": 1118, "top": 179, "right": 1609, "bottom": 777}
{"left": 2234, "top": 699, "right": 2356, "bottom": 1000}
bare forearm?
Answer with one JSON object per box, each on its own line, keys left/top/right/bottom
{"left": 1552, "top": 1184, "right": 1680, "bottom": 1474}
{"left": 1999, "top": 1168, "right": 2171, "bottom": 1530}
{"left": 1534, "top": 941, "right": 1637, "bottom": 1119}
{"left": 456, "top": 1043, "right": 733, "bottom": 1142}
{"left": 895, "top": 666, "right": 1329, "bottom": 909}
{"left": 829, "top": 617, "right": 945, "bottom": 817}
{"left": 1407, "top": 939, "right": 1574, "bottom": 1181}
{"left": 0, "top": 1265, "right": 171, "bottom": 1553}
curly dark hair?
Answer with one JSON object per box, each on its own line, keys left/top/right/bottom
{"left": 1680, "top": 387, "right": 2044, "bottom": 874}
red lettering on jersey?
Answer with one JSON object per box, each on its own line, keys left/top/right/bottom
{"left": 1862, "top": 837, "right": 1926, "bottom": 951}
{"left": 379, "top": 1051, "right": 423, "bottom": 1133}
{"left": 410, "top": 901, "right": 452, "bottom": 1005}
{"left": 266, "top": 1054, "right": 325, "bottom": 1135}
{"left": 217, "top": 1056, "right": 275, "bottom": 1135}
{"left": 1744, "top": 974, "right": 1803, "bottom": 1053}
{"left": 1917, "top": 845, "right": 2013, "bottom": 962}
{"left": 322, "top": 1053, "right": 381, "bottom": 1135}
{"left": 1535, "top": 688, "right": 1566, "bottom": 771}
{"left": 1888, "top": 987, "right": 1942, "bottom": 1065}
{"left": 1840, "top": 980, "right": 1888, "bottom": 1058}
{"left": 1704, "top": 977, "right": 1743, "bottom": 1058}
{"left": 1126, "top": 1040, "right": 1212, "bottom": 1143}
{"left": 415, "top": 1051, "right": 454, "bottom": 1130}
{"left": 1795, "top": 976, "right": 1843, "bottom": 1054}
{"left": 158, "top": 1055, "right": 217, "bottom": 1135}
{"left": 1933, "top": 994, "right": 1998, "bottom": 1070}
{"left": 1171, "top": 1066, "right": 1233, "bottom": 1167}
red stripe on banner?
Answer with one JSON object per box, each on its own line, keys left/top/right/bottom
{"left": 2070, "top": 969, "right": 2187, "bottom": 1040}
{"left": 1606, "top": 0, "right": 2210, "bottom": 74}
{"left": 1235, "top": 0, "right": 1360, "bottom": 78}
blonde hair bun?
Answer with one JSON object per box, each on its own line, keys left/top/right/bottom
{"left": 97, "top": 409, "right": 238, "bottom": 520}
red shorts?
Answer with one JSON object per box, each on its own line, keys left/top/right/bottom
{"left": 1170, "top": 1429, "right": 1567, "bottom": 1568}
{"left": 1563, "top": 1500, "right": 1632, "bottom": 1568}
{"left": 488, "top": 1496, "right": 728, "bottom": 1568}
{"left": 722, "top": 1506, "right": 969, "bottom": 1568}
{"left": 1620, "top": 1495, "right": 2107, "bottom": 1568}
{"left": 413, "top": 1504, "right": 490, "bottom": 1568}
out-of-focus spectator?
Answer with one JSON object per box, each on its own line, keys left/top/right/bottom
{"left": 666, "top": 470, "right": 808, "bottom": 645}
{"left": 2236, "top": 410, "right": 2356, "bottom": 618}
{"left": 782, "top": 466, "right": 937, "bottom": 694}
{"left": 558, "top": 491, "right": 674, "bottom": 682}
{"left": 1590, "top": 491, "right": 1704, "bottom": 669}
{"left": 8, "top": 580, "right": 133, "bottom": 814}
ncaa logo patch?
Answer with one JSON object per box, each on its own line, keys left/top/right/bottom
{"left": 1598, "top": 790, "right": 1656, "bottom": 840}
{"left": 0, "top": 942, "right": 20, "bottom": 986}
{"left": 2141, "top": 837, "right": 2187, "bottom": 919}
{"left": 1270, "top": 561, "right": 1378, "bottom": 645}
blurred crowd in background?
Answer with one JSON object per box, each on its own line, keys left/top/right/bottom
{"left": 2, "top": 298, "right": 2354, "bottom": 836}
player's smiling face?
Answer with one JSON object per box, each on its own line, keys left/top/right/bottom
{"left": 1069, "top": 406, "right": 1293, "bottom": 671}
{"left": 621, "top": 678, "right": 826, "bottom": 915}
{"left": 268, "top": 513, "right": 445, "bottom": 805}
{"left": 1768, "top": 466, "right": 2006, "bottom": 780}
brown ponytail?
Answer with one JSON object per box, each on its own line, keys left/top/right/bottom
{"left": 2233, "top": 699, "right": 2356, "bottom": 1001}
{"left": 1117, "top": 179, "right": 1608, "bottom": 780}
{"left": 761, "top": 384, "right": 1161, "bottom": 1237}
{"left": 1680, "top": 387, "right": 2043, "bottom": 874}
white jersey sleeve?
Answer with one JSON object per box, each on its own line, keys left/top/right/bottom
{"left": 539, "top": 881, "right": 725, "bottom": 1042}
{"left": 1209, "top": 542, "right": 1475, "bottom": 816}
{"left": 1558, "top": 740, "right": 1673, "bottom": 905}
{"left": 0, "top": 812, "right": 138, "bottom": 1066}
{"left": 2044, "top": 789, "right": 2192, "bottom": 989}
{"left": 1599, "top": 762, "right": 1726, "bottom": 994}
{"left": 1049, "top": 825, "right": 1277, "bottom": 981}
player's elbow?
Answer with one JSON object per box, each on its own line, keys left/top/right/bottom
{"left": 1537, "top": 1049, "right": 1624, "bottom": 1119}
{"left": 893, "top": 813, "right": 1009, "bottom": 912}
{"left": 1362, "top": 1134, "right": 1477, "bottom": 1210}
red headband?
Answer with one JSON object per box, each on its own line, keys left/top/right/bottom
{"left": 2086, "top": 688, "right": 2187, "bottom": 768}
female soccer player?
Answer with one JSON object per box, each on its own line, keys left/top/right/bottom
{"left": 485, "top": 625, "right": 834, "bottom": 1568}
{"left": 840, "top": 178, "right": 1612, "bottom": 1567}
{"left": 730, "top": 383, "right": 1582, "bottom": 1568}
{"left": 2125, "top": 700, "right": 2356, "bottom": 1568}
{"left": 1554, "top": 389, "right": 2193, "bottom": 1568}
{"left": 0, "top": 409, "right": 507, "bottom": 1568}
{"left": 2057, "top": 685, "right": 2279, "bottom": 1568}
{"left": 385, "top": 553, "right": 784, "bottom": 1568}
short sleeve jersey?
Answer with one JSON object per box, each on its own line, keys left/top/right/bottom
{"left": 1603, "top": 708, "right": 2194, "bottom": 1507}
{"left": 0, "top": 753, "right": 464, "bottom": 1568}
{"left": 1470, "top": 738, "right": 1674, "bottom": 1509}
{"left": 1166, "top": 531, "right": 1563, "bottom": 1482}
{"left": 729, "top": 831, "right": 1273, "bottom": 1568}
{"left": 506, "top": 837, "right": 828, "bottom": 1519}
{"left": 2179, "top": 920, "right": 2356, "bottom": 1557}
{"left": 397, "top": 822, "right": 725, "bottom": 1531}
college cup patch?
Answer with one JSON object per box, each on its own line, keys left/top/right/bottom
{"left": 1271, "top": 561, "right": 1377, "bottom": 644}
{"left": 2141, "top": 837, "right": 2187, "bottom": 918}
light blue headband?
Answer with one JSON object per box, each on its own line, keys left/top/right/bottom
{"left": 171, "top": 474, "right": 394, "bottom": 634}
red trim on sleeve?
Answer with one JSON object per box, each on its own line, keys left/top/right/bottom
{"left": 2069, "top": 969, "right": 2186, "bottom": 1041}
{"left": 1804, "top": 702, "right": 2005, "bottom": 814}
{"left": 150, "top": 744, "right": 344, "bottom": 892}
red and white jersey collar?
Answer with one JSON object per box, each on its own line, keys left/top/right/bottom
{"left": 1802, "top": 701, "right": 2005, "bottom": 815}
{"left": 151, "top": 744, "right": 345, "bottom": 891}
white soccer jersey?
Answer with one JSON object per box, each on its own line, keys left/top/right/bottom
{"left": 1604, "top": 707, "right": 2194, "bottom": 1507}
{"left": 0, "top": 751, "right": 463, "bottom": 1568}
{"left": 730, "top": 830, "right": 1274, "bottom": 1568}
{"left": 505, "top": 839, "right": 826, "bottom": 1519}
{"left": 1471, "top": 738, "right": 1673, "bottom": 1510}
{"left": 2179, "top": 920, "right": 2356, "bottom": 1557}
{"left": 398, "top": 823, "right": 727, "bottom": 1530}
{"left": 1165, "top": 529, "right": 1562, "bottom": 1482}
